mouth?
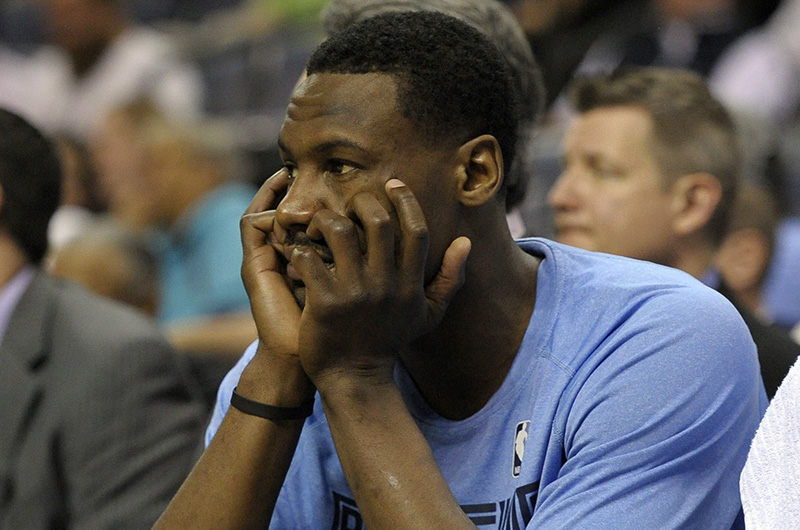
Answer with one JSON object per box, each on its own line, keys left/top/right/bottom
{"left": 280, "top": 232, "right": 335, "bottom": 280}
{"left": 553, "top": 218, "right": 587, "bottom": 237}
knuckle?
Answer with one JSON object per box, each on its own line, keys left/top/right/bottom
{"left": 240, "top": 213, "right": 254, "bottom": 230}
{"left": 406, "top": 222, "right": 429, "bottom": 243}
{"left": 328, "top": 217, "right": 355, "bottom": 237}
{"left": 367, "top": 211, "right": 392, "bottom": 230}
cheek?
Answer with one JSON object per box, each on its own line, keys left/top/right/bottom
{"left": 588, "top": 193, "right": 627, "bottom": 232}
{"left": 589, "top": 189, "right": 659, "bottom": 250}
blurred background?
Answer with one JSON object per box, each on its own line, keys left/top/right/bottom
{"left": 2, "top": 0, "right": 799, "bottom": 358}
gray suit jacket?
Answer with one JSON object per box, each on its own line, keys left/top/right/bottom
{"left": 0, "top": 272, "right": 206, "bottom": 529}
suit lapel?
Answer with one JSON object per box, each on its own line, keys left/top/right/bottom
{"left": 0, "top": 272, "right": 55, "bottom": 483}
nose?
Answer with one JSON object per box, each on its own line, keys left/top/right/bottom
{"left": 547, "top": 168, "right": 580, "bottom": 212}
{"left": 275, "top": 172, "right": 325, "bottom": 231}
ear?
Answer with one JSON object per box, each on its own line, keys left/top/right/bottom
{"left": 669, "top": 172, "right": 722, "bottom": 237}
{"left": 454, "top": 135, "right": 504, "bottom": 207}
{"left": 715, "top": 228, "right": 771, "bottom": 292}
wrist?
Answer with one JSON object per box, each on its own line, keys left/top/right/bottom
{"left": 231, "top": 387, "right": 315, "bottom": 420}
{"left": 238, "top": 344, "right": 315, "bottom": 407}
{"left": 314, "top": 365, "right": 397, "bottom": 409}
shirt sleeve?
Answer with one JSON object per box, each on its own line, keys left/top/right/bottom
{"left": 205, "top": 340, "right": 259, "bottom": 446}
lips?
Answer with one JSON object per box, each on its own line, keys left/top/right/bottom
{"left": 281, "top": 232, "right": 335, "bottom": 272}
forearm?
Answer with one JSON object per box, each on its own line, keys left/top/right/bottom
{"left": 155, "top": 351, "right": 314, "bottom": 529}
{"left": 318, "top": 375, "right": 476, "bottom": 530}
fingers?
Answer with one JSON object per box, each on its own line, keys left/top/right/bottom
{"left": 244, "top": 167, "right": 290, "bottom": 216}
{"left": 241, "top": 168, "right": 289, "bottom": 267}
{"left": 384, "top": 179, "right": 429, "bottom": 286}
{"left": 424, "top": 236, "right": 471, "bottom": 317}
{"left": 349, "top": 192, "right": 394, "bottom": 275}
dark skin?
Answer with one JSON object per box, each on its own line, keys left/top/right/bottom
{"left": 154, "top": 72, "right": 539, "bottom": 529}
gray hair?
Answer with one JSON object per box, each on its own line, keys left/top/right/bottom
{"left": 321, "top": 0, "right": 545, "bottom": 210}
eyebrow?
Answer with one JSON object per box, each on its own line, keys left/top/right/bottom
{"left": 277, "top": 138, "right": 371, "bottom": 158}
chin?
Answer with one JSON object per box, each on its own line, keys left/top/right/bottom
{"left": 556, "top": 232, "right": 595, "bottom": 252}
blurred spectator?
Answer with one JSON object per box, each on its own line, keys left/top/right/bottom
{"left": 47, "top": 136, "right": 105, "bottom": 251}
{"left": 90, "top": 101, "right": 156, "bottom": 231}
{"left": 549, "top": 67, "right": 799, "bottom": 398}
{"left": 91, "top": 99, "right": 257, "bottom": 357}
{"left": 50, "top": 219, "right": 159, "bottom": 316}
{"left": 0, "top": 107, "right": 205, "bottom": 528}
{"left": 762, "top": 216, "right": 800, "bottom": 332}
{"left": 48, "top": 217, "right": 233, "bottom": 409}
{"left": 513, "top": 0, "right": 778, "bottom": 107}
{"left": 512, "top": 0, "right": 651, "bottom": 107}
{"left": 613, "top": 0, "right": 758, "bottom": 76}
{"left": 511, "top": 0, "right": 781, "bottom": 240}
{"left": 715, "top": 183, "right": 780, "bottom": 319}
{"left": 711, "top": 0, "right": 800, "bottom": 126}
{"left": 0, "top": 0, "right": 204, "bottom": 142}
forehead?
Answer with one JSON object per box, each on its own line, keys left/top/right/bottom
{"left": 565, "top": 105, "right": 655, "bottom": 159}
{"left": 279, "top": 72, "right": 419, "bottom": 154}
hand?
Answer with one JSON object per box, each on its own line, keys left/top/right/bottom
{"left": 240, "top": 169, "right": 302, "bottom": 359}
{"left": 290, "top": 179, "right": 471, "bottom": 389}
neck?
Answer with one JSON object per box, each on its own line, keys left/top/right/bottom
{"left": 731, "top": 285, "right": 763, "bottom": 315}
{"left": 671, "top": 239, "right": 716, "bottom": 279}
{"left": 401, "top": 204, "right": 540, "bottom": 419}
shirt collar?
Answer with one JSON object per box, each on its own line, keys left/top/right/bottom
{"left": 0, "top": 265, "right": 37, "bottom": 345}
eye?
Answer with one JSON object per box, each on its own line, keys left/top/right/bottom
{"left": 594, "top": 166, "right": 622, "bottom": 180}
{"left": 326, "top": 160, "right": 357, "bottom": 177}
{"left": 283, "top": 163, "right": 298, "bottom": 181}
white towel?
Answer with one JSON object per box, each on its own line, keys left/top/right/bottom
{"left": 740, "top": 358, "right": 800, "bottom": 528}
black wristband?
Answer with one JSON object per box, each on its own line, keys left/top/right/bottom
{"left": 230, "top": 387, "right": 315, "bottom": 420}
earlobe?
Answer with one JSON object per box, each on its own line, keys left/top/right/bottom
{"left": 455, "top": 135, "right": 503, "bottom": 207}
{"left": 670, "top": 172, "right": 722, "bottom": 237}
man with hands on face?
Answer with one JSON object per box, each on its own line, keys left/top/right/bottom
{"left": 156, "top": 12, "right": 764, "bottom": 530}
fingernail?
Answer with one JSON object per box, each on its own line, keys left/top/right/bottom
{"left": 386, "top": 179, "right": 405, "bottom": 189}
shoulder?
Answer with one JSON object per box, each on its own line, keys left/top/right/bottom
{"left": 521, "top": 238, "right": 752, "bottom": 372}
{"left": 47, "top": 278, "right": 179, "bottom": 373}
{"left": 53, "top": 279, "right": 165, "bottom": 339}
{"left": 196, "top": 183, "right": 257, "bottom": 221}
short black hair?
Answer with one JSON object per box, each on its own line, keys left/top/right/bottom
{"left": 306, "top": 11, "right": 519, "bottom": 191}
{"left": 321, "top": 0, "right": 545, "bottom": 210}
{"left": 0, "top": 108, "right": 61, "bottom": 264}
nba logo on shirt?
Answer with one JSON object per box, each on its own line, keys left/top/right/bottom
{"left": 513, "top": 420, "right": 530, "bottom": 478}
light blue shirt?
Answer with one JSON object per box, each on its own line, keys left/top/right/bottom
{"left": 151, "top": 182, "right": 255, "bottom": 324}
{"left": 207, "top": 239, "right": 765, "bottom": 529}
